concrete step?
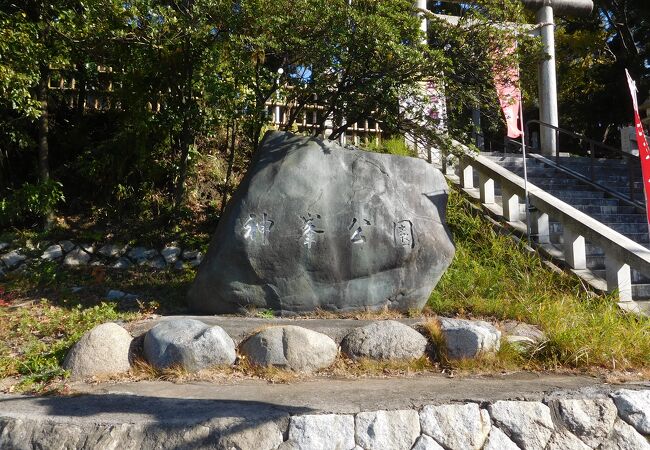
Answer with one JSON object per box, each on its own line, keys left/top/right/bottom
{"left": 548, "top": 190, "right": 606, "bottom": 199}
{"left": 552, "top": 197, "right": 621, "bottom": 206}
{"left": 592, "top": 214, "right": 647, "bottom": 223}
{"left": 574, "top": 205, "right": 639, "bottom": 214}
{"left": 591, "top": 269, "right": 650, "bottom": 284}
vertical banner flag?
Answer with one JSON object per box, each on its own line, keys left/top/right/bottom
{"left": 625, "top": 69, "right": 650, "bottom": 232}
{"left": 494, "top": 45, "right": 522, "bottom": 139}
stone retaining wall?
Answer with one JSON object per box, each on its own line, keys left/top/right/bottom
{"left": 1, "top": 388, "right": 648, "bottom": 449}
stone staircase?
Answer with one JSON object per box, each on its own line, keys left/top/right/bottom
{"left": 478, "top": 152, "right": 650, "bottom": 310}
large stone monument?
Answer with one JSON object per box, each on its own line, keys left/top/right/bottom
{"left": 188, "top": 131, "right": 454, "bottom": 315}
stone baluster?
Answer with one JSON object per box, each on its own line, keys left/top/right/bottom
{"left": 563, "top": 226, "right": 586, "bottom": 269}
{"left": 501, "top": 188, "right": 519, "bottom": 222}
{"left": 479, "top": 173, "right": 494, "bottom": 204}
{"left": 605, "top": 255, "right": 632, "bottom": 302}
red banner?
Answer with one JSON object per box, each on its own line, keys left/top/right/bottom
{"left": 494, "top": 46, "right": 522, "bottom": 139}
{"left": 626, "top": 69, "right": 650, "bottom": 231}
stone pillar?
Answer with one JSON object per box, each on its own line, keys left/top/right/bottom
{"left": 417, "top": 0, "right": 427, "bottom": 38}
{"left": 563, "top": 227, "right": 586, "bottom": 270}
{"left": 537, "top": 6, "right": 558, "bottom": 156}
{"left": 605, "top": 255, "right": 632, "bottom": 302}
{"left": 479, "top": 173, "right": 494, "bottom": 204}
{"left": 502, "top": 188, "right": 520, "bottom": 222}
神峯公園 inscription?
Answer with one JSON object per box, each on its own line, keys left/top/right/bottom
{"left": 242, "top": 213, "right": 274, "bottom": 245}
{"left": 301, "top": 213, "right": 324, "bottom": 249}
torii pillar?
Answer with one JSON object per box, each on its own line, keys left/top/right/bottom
{"left": 531, "top": 0, "right": 593, "bottom": 154}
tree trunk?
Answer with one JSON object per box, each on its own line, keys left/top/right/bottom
{"left": 38, "top": 68, "right": 50, "bottom": 183}
{"left": 220, "top": 120, "right": 237, "bottom": 217}
{"left": 38, "top": 66, "right": 53, "bottom": 229}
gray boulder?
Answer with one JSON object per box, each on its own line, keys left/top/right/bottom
{"left": 611, "top": 389, "right": 650, "bottom": 435}
{"left": 113, "top": 257, "right": 133, "bottom": 269}
{"left": 147, "top": 256, "right": 167, "bottom": 269}
{"left": 340, "top": 320, "right": 427, "bottom": 360}
{"left": 286, "top": 414, "right": 355, "bottom": 450}
{"left": 59, "top": 240, "right": 75, "bottom": 253}
{"left": 600, "top": 418, "right": 650, "bottom": 450}
{"left": 419, "top": 403, "right": 491, "bottom": 450}
{"left": 41, "top": 244, "right": 63, "bottom": 260}
{"left": 439, "top": 318, "right": 501, "bottom": 359}
{"left": 488, "top": 400, "right": 555, "bottom": 450}
{"left": 355, "top": 409, "right": 420, "bottom": 450}
{"left": 63, "top": 322, "right": 132, "bottom": 380}
{"left": 63, "top": 247, "right": 92, "bottom": 266}
{"left": 483, "top": 427, "right": 520, "bottom": 450}
{"left": 161, "top": 245, "right": 181, "bottom": 264}
{"left": 188, "top": 131, "right": 454, "bottom": 315}
{"left": 143, "top": 318, "right": 236, "bottom": 372}
{"left": 98, "top": 244, "right": 126, "bottom": 258}
{"left": 239, "top": 325, "right": 337, "bottom": 372}
{"left": 412, "top": 434, "right": 445, "bottom": 450}
{"left": 1, "top": 250, "right": 27, "bottom": 269}
{"left": 553, "top": 398, "right": 617, "bottom": 448}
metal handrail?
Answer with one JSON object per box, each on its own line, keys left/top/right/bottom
{"left": 525, "top": 120, "right": 642, "bottom": 204}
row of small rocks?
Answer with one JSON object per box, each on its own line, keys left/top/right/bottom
{"left": 0, "top": 240, "right": 203, "bottom": 273}
{"left": 63, "top": 318, "right": 503, "bottom": 379}
{"left": 277, "top": 392, "right": 650, "bottom": 450}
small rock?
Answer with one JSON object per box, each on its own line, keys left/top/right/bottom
{"left": 127, "top": 247, "right": 157, "bottom": 262}
{"left": 501, "top": 320, "right": 546, "bottom": 343}
{"left": 287, "top": 414, "right": 355, "bottom": 450}
{"left": 483, "top": 426, "right": 520, "bottom": 450}
{"left": 0, "top": 242, "right": 9, "bottom": 252}
{"left": 488, "top": 400, "right": 555, "bottom": 450}
{"left": 611, "top": 389, "right": 650, "bottom": 435}
{"left": 174, "top": 260, "right": 185, "bottom": 271}
{"left": 59, "top": 240, "right": 75, "bottom": 253}
{"left": 143, "top": 318, "right": 236, "bottom": 372}
{"left": 41, "top": 244, "right": 63, "bottom": 260}
{"left": 600, "top": 418, "right": 650, "bottom": 450}
{"left": 78, "top": 243, "right": 95, "bottom": 254}
{"left": 188, "top": 257, "right": 202, "bottom": 267}
{"left": 546, "top": 430, "right": 590, "bottom": 450}
{"left": 98, "top": 244, "right": 126, "bottom": 258}
{"left": 419, "top": 403, "right": 490, "bottom": 450}
{"left": 106, "top": 290, "right": 126, "bottom": 300}
{"left": 505, "top": 335, "right": 537, "bottom": 352}
{"left": 439, "top": 318, "right": 501, "bottom": 359}
{"left": 63, "top": 322, "right": 132, "bottom": 380}
{"left": 240, "top": 325, "right": 337, "bottom": 373}
{"left": 412, "top": 434, "right": 444, "bottom": 450}
{"left": 63, "top": 247, "right": 91, "bottom": 266}
{"left": 161, "top": 246, "right": 181, "bottom": 264}
{"left": 90, "top": 260, "right": 104, "bottom": 267}
{"left": 1, "top": 250, "right": 27, "bottom": 269}
{"left": 355, "top": 409, "right": 420, "bottom": 450}
{"left": 553, "top": 398, "right": 617, "bottom": 448}
{"left": 183, "top": 249, "right": 201, "bottom": 260}
{"left": 147, "top": 256, "right": 167, "bottom": 270}
{"left": 71, "top": 286, "right": 84, "bottom": 293}
{"left": 340, "top": 320, "right": 427, "bottom": 360}
{"left": 113, "top": 257, "right": 133, "bottom": 269}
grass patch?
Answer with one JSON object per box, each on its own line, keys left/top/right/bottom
{"left": 0, "top": 263, "right": 196, "bottom": 391}
{"left": 429, "top": 188, "right": 650, "bottom": 371}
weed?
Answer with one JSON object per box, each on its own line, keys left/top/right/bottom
{"left": 429, "top": 188, "right": 650, "bottom": 371}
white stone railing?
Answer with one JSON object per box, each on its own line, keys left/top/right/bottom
{"left": 455, "top": 151, "right": 650, "bottom": 305}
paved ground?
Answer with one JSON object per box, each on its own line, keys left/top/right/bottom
{"left": 2, "top": 374, "right": 648, "bottom": 422}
